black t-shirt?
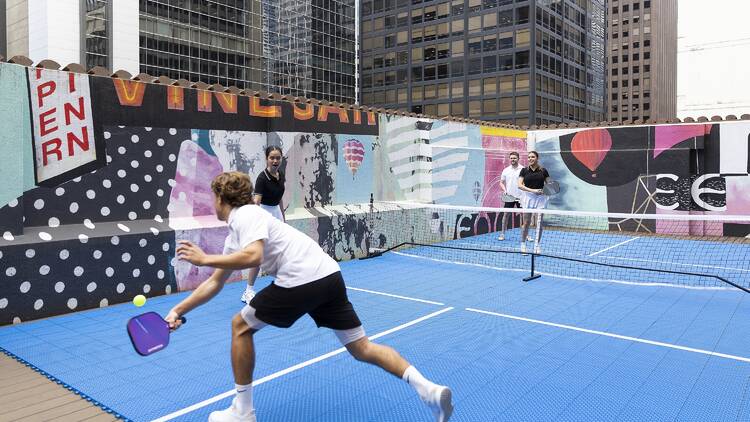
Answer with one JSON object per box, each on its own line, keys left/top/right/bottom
{"left": 519, "top": 166, "right": 549, "bottom": 190}
{"left": 255, "top": 170, "right": 285, "bottom": 206}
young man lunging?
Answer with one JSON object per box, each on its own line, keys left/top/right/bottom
{"left": 167, "top": 171, "right": 454, "bottom": 422}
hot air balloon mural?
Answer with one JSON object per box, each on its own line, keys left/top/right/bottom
{"left": 570, "top": 129, "right": 613, "bottom": 177}
{"left": 343, "top": 138, "right": 365, "bottom": 177}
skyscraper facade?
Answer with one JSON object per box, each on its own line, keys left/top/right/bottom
{"left": 607, "top": 0, "right": 677, "bottom": 122}
{"left": 359, "top": 0, "right": 606, "bottom": 125}
{"left": 139, "top": 0, "right": 356, "bottom": 102}
{"left": 4, "top": 0, "right": 357, "bottom": 103}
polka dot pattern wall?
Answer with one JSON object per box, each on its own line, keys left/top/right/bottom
{"left": 0, "top": 126, "right": 186, "bottom": 325}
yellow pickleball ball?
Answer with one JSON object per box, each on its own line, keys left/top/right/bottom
{"left": 133, "top": 294, "right": 147, "bottom": 307}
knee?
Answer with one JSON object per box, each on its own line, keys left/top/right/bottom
{"left": 232, "top": 314, "right": 252, "bottom": 337}
{"left": 346, "top": 338, "right": 372, "bottom": 362}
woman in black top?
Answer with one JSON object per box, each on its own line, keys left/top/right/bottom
{"left": 518, "top": 150, "right": 550, "bottom": 254}
{"left": 253, "top": 146, "right": 285, "bottom": 222}
{"left": 241, "top": 146, "right": 286, "bottom": 305}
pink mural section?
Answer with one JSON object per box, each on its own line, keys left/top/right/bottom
{"left": 169, "top": 140, "right": 239, "bottom": 290}
{"left": 653, "top": 124, "right": 707, "bottom": 158}
{"left": 169, "top": 141, "right": 224, "bottom": 218}
{"left": 726, "top": 177, "right": 750, "bottom": 215}
{"left": 654, "top": 211, "right": 724, "bottom": 237}
{"left": 480, "top": 127, "right": 528, "bottom": 208}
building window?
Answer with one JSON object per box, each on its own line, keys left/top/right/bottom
{"left": 84, "top": 0, "right": 109, "bottom": 69}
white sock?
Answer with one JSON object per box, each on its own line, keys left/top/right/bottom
{"left": 234, "top": 383, "right": 254, "bottom": 414}
{"left": 402, "top": 366, "right": 435, "bottom": 401}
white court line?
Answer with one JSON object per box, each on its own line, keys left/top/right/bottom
{"left": 596, "top": 255, "right": 750, "bottom": 273}
{"left": 588, "top": 237, "right": 640, "bottom": 256}
{"left": 465, "top": 307, "right": 750, "bottom": 364}
{"left": 393, "top": 250, "right": 529, "bottom": 274}
{"left": 346, "top": 286, "right": 445, "bottom": 305}
{"left": 151, "top": 307, "right": 454, "bottom": 422}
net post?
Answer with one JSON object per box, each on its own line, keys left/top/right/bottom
{"left": 523, "top": 253, "right": 542, "bottom": 282}
{"left": 361, "top": 193, "right": 377, "bottom": 260}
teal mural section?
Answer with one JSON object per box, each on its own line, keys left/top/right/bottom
{"left": 0, "top": 64, "right": 34, "bottom": 209}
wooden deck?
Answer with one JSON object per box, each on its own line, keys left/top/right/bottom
{"left": 0, "top": 353, "right": 119, "bottom": 422}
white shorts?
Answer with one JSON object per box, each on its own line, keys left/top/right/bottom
{"left": 523, "top": 192, "right": 548, "bottom": 210}
{"left": 240, "top": 304, "right": 366, "bottom": 346}
{"left": 259, "top": 204, "right": 284, "bottom": 221}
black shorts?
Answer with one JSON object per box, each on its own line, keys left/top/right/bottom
{"left": 504, "top": 200, "right": 521, "bottom": 208}
{"left": 249, "top": 271, "right": 362, "bottom": 330}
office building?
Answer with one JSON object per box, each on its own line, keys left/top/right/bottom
{"left": 3, "top": 0, "right": 356, "bottom": 102}
{"left": 607, "top": 0, "right": 677, "bottom": 122}
{"left": 359, "top": 0, "right": 606, "bottom": 125}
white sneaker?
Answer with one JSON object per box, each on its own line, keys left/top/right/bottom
{"left": 424, "top": 385, "right": 453, "bottom": 422}
{"left": 497, "top": 233, "right": 505, "bottom": 241}
{"left": 240, "top": 286, "right": 255, "bottom": 305}
{"left": 520, "top": 243, "right": 527, "bottom": 254}
{"left": 527, "top": 235, "right": 534, "bottom": 242}
{"left": 208, "top": 398, "right": 256, "bottom": 422}
{"left": 534, "top": 245, "right": 541, "bottom": 254}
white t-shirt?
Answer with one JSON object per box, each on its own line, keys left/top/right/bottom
{"left": 500, "top": 165, "right": 523, "bottom": 200}
{"left": 222, "top": 205, "right": 340, "bottom": 288}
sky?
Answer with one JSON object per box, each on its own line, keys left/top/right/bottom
{"left": 676, "top": 0, "right": 750, "bottom": 117}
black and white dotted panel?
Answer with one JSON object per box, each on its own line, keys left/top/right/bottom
{"left": 0, "top": 229, "right": 177, "bottom": 325}
{"left": 10, "top": 126, "right": 186, "bottom": 228}
{"left": 0, "top": 126, "right": 187, "bottom": 324}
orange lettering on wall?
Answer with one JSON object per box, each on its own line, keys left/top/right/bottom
{"left": 197, "top": 90, "right": 212, "bottom": 112}
{"left": 317, "top": 105, "right": 349, "bottom": 124}
{"left": 214, "top": 93, "right": 238, "bottom": 113}
{"left": 292, "top": 103, "right": 315, "bottom": 120}
{"left": 167, "top": 86, "right": 184, "bottom": 110}
{"left": 249, "top": 97, "right": 281, "bottom": 118}
{"left": 113, "top": 80, "right": 146, "bottom": 106}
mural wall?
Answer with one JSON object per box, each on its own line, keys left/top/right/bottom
{"left": 529, "top": 123, "right": 750, "bottom": 236}
{"left": 0, "top": 61, "right": 748, "bottom": 325}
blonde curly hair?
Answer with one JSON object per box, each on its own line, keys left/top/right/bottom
{"left": 211, "top": 171, "right": 254, "bottom": 207}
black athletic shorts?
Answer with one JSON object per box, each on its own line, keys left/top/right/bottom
{"left": 250, "top": 271, "right": 362, "bottom": 330}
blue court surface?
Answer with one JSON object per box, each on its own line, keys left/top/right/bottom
{"left": 1, "top": 230, "right": 750, "bottom": 421}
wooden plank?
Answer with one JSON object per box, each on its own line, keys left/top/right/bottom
{"left": 0, "top": 351, "right": 113, "bottom": 421}
{"left": 0, "top": 395, "right": 81, "bottom": 421}
{"left": 0, "top": 376, "right": 50, "bottom": 395}
{"left": 0, "top": 366, "right": 33, "bottom": 381}
{"left": 0, "top": 380, "right": 70, "bottom": 402}
{"left": 0, "top": 383, "right": 72, "bottom": 413}
{"left": 83, "top": 413, "right": 120, "bottom": 422}
{"left": 56, "top": 405, "right": 113, "bottom": 422}
{"left": 26, "top": 398, "right": 93, "bottom": 421}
